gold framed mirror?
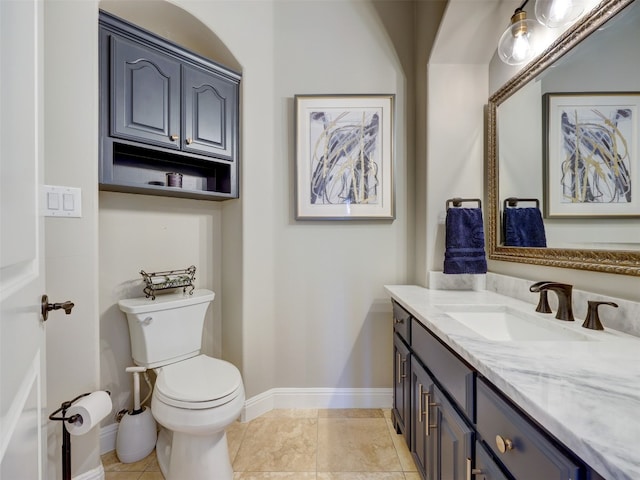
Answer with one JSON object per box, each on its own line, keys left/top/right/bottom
{"left": 487, "top": 0, "right": 640, "bottom": 276}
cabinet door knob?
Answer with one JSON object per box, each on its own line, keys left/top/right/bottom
{"left": 186, "top": 137, "right": 193, "bottom": 144}
{"left": 496, "top": 434, "right": 514, "bottom": 453}
{"left": 170, "top": 134, "right": 179, "bottom": 141}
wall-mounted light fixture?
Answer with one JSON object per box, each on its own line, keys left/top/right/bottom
{"left": 497, "top": 0, "right": 584, "bottom": 65}
{"left": 497, "top": 0, "right": 542, "bottom": 65}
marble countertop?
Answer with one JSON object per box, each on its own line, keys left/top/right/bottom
{"left": 385, "top": 285, "right": 640, "bottom": 480}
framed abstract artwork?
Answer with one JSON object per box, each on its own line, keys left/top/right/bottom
{"left": 294, "top": 94, "right": 395, "bottom": 220}
{"left": 543, "top": 92, "right": 640, "bottom": 218}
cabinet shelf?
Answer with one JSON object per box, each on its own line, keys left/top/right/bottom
{"left": 100, "top": 142, "right": 233, "bottom": 200}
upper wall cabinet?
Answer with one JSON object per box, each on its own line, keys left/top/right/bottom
{"left": 99, "top": 11, "right": 241, "bottom": 200}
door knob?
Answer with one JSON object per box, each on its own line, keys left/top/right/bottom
{"left": 41, "top": 294, "right": 75, "bottom": 321}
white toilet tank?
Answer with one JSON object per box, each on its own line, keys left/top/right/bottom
{"left": 118, "top": 289, "right": 215, "bottom": 368}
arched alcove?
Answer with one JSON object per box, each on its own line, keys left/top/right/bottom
{"left": 99, "top": 0, "right": 241, "bottom": 72}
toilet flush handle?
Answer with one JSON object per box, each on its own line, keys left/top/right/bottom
{"left": 138, "top": 316, "right": 153, "bottom": 325}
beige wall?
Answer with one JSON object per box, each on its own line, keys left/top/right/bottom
{"left": 97, "top": 0, "right": 418, "bottom": 417}
{"left": 44, "top": 1, "right": 100, "bottom": 478}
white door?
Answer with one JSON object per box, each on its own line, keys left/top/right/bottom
{"left": 0, "top": 0, "right": 47, "bottom": 479}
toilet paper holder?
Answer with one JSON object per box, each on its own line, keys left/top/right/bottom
{"left": 49, "top": 391, "right": 111, "bottom": 480}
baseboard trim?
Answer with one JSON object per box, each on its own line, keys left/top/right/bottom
{"left": 242, "top": 387, "right": 392, "bottom": 422}
{"left": 74, "top": 464, "right": 104, "bottom": 480}
{"left": 100, "top": 423, "right": 118, "bottom": 455}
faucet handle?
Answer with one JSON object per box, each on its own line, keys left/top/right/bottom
{"left": 529, "top": 281, "right": 553, "bottom": 313}
{"left": 582, "top": 301, "right": 618, "bottom": 331}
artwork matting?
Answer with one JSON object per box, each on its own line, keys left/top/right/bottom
{"left": 294, "top": 94, "right": 395, "bottom": 220}
{"left": 543, "top": 92, "right": 640, "bottom": 218}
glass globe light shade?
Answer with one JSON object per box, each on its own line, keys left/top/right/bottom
{"left": 497, "top": 11, "right": 542, "bottom": 66}
{"left": 534, "top": 0, "right": 584, "bottom": 28}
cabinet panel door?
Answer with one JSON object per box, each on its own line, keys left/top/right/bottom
{"left": 183, "top": 65, "right": 237, "bottom": 160}
{"left": 392, "top": 300, "right": 411, "bottom": 343}
{"left": 411, "top": 359, "right": 434, "bottom": 480}
{"left": 476, "top": 379, "right": 581, "bottom": 480}
{"left": 475, "top": 441, "right": 510, "bottom": 480}
{"left": 393, "top": 335, "right": 410, "bottom": 439}
{"left": 433, "top": 385, "right": 474, "bottom": 480}
{"left": 111, "top": 35, "right": 181, "bottom": 149}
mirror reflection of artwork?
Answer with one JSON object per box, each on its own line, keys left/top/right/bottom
{"left": 544, "top": 92, "right": 639, "bottom": 218}
{"left": 309, "top": 110, "right": 381, "bottom": 205}
{"left": 560, "top": 106, "right": 632, "bottom": 204}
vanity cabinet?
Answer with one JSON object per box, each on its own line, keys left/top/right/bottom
{"left": 392, "top": 300, "right": 411, "bottom": 442}
{"left": 390, "top": 299, "right": 600, "bottom": 480}
{"left": 99, "top": 11, "right": 240, "bottom": 200}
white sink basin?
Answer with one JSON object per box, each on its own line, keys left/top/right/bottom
{"left": 436, "top": 304, "right": 595, "bottom": 342}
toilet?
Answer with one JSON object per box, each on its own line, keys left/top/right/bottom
{"left": 118, "top": 289, "right": 244, "bottom": 480}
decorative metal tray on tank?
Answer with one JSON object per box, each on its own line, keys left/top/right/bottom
{"left": 140, "top": 265, "right": 196, "bottom": 299}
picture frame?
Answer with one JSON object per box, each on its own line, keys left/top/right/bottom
{"left": 543, "top": 92, "right": 640, "bottom": 218}
{"left": 294, "top": 94, "right": 395, "bottom": 220}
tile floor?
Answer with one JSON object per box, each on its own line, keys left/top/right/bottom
{"left": 102, "top": 408, "right": 420, "bottom": 480}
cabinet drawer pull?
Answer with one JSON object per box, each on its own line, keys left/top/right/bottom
{"left": 419, "top": 384, "right": 425, "bottom": 423}
{"left": 466, "top": 458, "right": 482, "bottom": 480}
{"left": 396, "top": 353, "right": 401, "bottom": 384}
{"left": 400, "top": 357, "right": 407, "bottom": 379}
{"left": 424, "top": 392, "right": 438, "bottom": 436}
{"left": 186, "top": 137, "right": 193, "bottom": 144}
{"left": 394, "top": 317, "right": 404, "bottom": 324}
{"left": 496, "top": 434, "right": 514, "bottom": 453}
{"left": 170, "top": 134, "right": 179, "bottom": 141}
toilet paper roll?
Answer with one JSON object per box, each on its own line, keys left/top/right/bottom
{"left": 65, "top": 391, "right": 112, "bottom": 436}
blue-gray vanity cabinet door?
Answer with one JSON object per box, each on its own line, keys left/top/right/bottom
{"left": 432, "top": 384, "right": 474, "bottom": 480}
{"left": 182, "top": 65, "right": 237, "bottom": 161}
{"left": 476, "top": 379, "right": 581, "bottom": 480}
{"left": 111, "top": 35, "right": 181, "bottom": 150}
{"left": 475, "top": 441, "right": 509, "bottom": 480}
{"left": 411, "top": 358, "right": 435, "bottom": 480}
{"left": 393, "top": 334, "right": 411, "bottom": 441}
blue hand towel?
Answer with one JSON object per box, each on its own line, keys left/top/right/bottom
{"left": 504, "top": 208, "right": 547, "bottom": 247}
{"left": 443, "top": 208, "right": 487, "bottom": 274}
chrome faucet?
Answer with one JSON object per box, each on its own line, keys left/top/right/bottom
{"left": 529, "top": 282, "right": 574, "bottom": 321}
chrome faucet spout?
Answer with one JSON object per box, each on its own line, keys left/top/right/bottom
{"left": 530, "top": 282, "right": 574, "bottom": 321}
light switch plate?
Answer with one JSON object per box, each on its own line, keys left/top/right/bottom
{"left": 42, "top": 185, "right": 82, "bottom": 217}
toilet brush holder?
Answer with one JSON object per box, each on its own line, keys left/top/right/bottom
{"left": 116, "top": 407, "right": 157, "bottom": 463}
{"left": 116, "top": 366, "right": 157, "bottom": 463}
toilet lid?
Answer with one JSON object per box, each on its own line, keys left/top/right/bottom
{"left": 155, "top": 355, "right": 243, "bottom": 409}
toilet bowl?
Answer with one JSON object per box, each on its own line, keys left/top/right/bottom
{"left": 152, "top": 355, "right": 244, "bottom": 479}
{"left": 118, "top": 289, "right": 244, "bottom": 480}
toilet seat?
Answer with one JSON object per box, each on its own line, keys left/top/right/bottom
{"left": 154, "top": 355, "right": 243, "bottom": 409}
